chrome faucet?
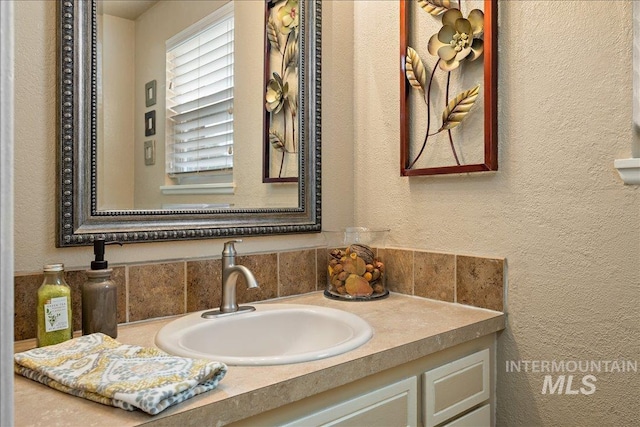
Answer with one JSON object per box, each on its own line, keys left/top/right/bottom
{"left": 202, "top": 239, "right": 259, "bottom": 318}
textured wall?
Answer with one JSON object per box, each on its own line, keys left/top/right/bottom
{"left": 352, "top": 1, "right": 639, "bottom": 425}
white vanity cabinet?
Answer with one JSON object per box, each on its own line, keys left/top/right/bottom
{"left": 283, "top": 377, "right": 419, "bottom": 427}
{"left": 232, "top": 334, "right": 496, "bottom": 427}
{"left": 423, "top": 348, "right": 491, "bottom": 426}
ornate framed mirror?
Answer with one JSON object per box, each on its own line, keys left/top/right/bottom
{"left": 57, "top": 0, "right": 321, "bottom": 246}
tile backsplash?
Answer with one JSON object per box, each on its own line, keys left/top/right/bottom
{"left": 14, "top": 247, "right": 505, "bottom": 341}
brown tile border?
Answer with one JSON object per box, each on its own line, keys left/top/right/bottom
{"left": 128, "top": 262, "right": 185, "bottom": 322}
{"left": 456, "top": 255, "right": 504, "bottom": 311}
{"left": 14, "top": 247, "right": 505, "bottom": 340}
{"left": 14, "top": 274, "right": 41, "bottom": 341}
{"left": 236, "top": 253, "right": 278, "bottom": 304}
{"left": 383, "top": 248, "right": 414, "bottom": 295}
{"left": 278, "top": 249, "right": 318, "bottom": 297}
{"left": 186, "top": 259, "right": 222, "bottom": 313}
{"left": 414, "top": 251, "right": 455, "bottom": 302}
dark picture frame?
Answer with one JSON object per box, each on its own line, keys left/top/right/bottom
{"left": 145, "top": 110, "right": 156, "bottom": 136}
{"left": 145, "top": 79, "right": 157, "bottom": 107}
{"left": 400, "top": 0, "right": 497, "bottom": 176}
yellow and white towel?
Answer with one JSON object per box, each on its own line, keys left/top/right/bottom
{"left": 14, "top": 333, "right": 227, "bottom": 415}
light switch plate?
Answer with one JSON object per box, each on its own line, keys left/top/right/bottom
{"left": 144, "top": 140, "right": 156, "bottom": 166}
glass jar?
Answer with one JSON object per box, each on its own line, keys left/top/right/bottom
{"left": 324, "top": 227, "right": 389, "bottom": 301}
{"left": 37, "top": 264, "right": 73, "bottom": 347}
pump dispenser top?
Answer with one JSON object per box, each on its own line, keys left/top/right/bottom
{"left": 91, "top": 239, "right": 109, "bottom": 270}
{"left": 91, "top": 239, "right": 123, "bottom": 269}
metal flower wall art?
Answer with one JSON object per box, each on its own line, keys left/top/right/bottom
{"left": 400, "top": 0, "right": 497, "bottom": 176}
{"left": 264, "top": 0, "right": 300, "bottom": 182}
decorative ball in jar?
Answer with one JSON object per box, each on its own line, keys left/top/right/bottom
{"left": 324, "top": 227, "right": 389, "bottom": 301}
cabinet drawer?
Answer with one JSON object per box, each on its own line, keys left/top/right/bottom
{"left": 423, "top": 348, "right": 490, "bottom": 426}
{"left": 442, "top": 404, "right": 491, "bottom": 427}
{"left": 284, "top": 377, "right": 418, "bottom": 427}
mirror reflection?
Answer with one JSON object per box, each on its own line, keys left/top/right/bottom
{"left": 57, "top": 0, "right": 320, "bottom": 246}
{"left": 97, "top": 0, "right": 298, "bottom": 210}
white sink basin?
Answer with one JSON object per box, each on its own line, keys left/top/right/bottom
{"left": 155, "top": 303, "right": 373, "bottom": 365}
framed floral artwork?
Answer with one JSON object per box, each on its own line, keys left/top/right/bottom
{"left": 263, "top": 0, "right": 300, "bottom": 183}
{"left": 400, "top": 0, "right": 497, "bottom": 176}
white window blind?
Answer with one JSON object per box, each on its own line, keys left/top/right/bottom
{"left": 166, "top": 3, "right": 234, "bottom": 176}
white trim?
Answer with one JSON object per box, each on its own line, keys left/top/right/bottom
{"left": 617, "top": 3, "right": 640, "bottom": 185}
{"left": 0, "top": 0, "right": 14, "bottom": 424}
{"left": 160, "top": 182, "right": 235, "bottom": 195}
{"left": 614, "top": 158, "right": 640, "bottom": 185}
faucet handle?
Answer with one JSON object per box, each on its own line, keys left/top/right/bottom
{"left": 222, "top": 239, "right": 242, "bottom": 256}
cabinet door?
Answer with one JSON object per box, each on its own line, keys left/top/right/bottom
{"left": 283, "top": 377, "right": 418, "bottom": 427}
{"left": 442, "top": 404, "right": 491, "bottom": 427}
{"left": 423, "top": 348, "right": 490, "bottom": 426}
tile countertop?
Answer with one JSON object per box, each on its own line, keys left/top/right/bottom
{"left": 14, "top": 292, "right": 505, "bottom": 427}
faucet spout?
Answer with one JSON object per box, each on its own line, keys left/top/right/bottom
{"left": 220, "top": 240, "right": 260, "bottom": 313}
{"left": 221, "top": 265, "right": 259, "bottom": 313}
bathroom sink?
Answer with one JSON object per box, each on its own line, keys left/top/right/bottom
{"left": 154, "top": 303, "right": 373, "bottom": 365}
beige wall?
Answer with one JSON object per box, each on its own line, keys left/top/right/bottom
{"left": 352, "top": 1, "right": 639, "bottom": 426}
{"left": 99, "top": 14, "right": 135, "bottom": 209}
{"left": 13, "top": 0, "right": 638, "bottom": 426}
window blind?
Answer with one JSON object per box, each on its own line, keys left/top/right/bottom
{"left": 166, "top": 4, "right": 234, "bottom": 175}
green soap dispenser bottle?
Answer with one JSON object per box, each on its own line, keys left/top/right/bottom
{"left": 37, "top": 263, "right": 73, "bottom": 347}
{"left": 82, "top": 239, "right": 120, "bottom": 338}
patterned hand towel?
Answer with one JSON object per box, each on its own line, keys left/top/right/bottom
{"left": 14, "top": 333, "right": 227, "bottom": 415}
